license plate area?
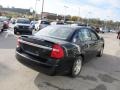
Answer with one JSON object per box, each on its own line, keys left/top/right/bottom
{"left": 21, "top": 43, "right": 40, "bottom": 56}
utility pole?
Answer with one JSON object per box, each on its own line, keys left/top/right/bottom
{"left": 33, "top": 0, "right": 41, "bottom": 21}
{"left": 64, "top": 6, "right": 69, "bottom": 23}
{"left": 41, "top": 0, "right": 44, "bottom": 20}
{"left": 106, "top": 16, "right": 110, "bottom": 30}
{"left": 34, "top": 0, "right": 38, "bottom": 21}
{"left": 77, "top": 7, "right": 80, "bottom": 23}
{"left": 87, "top": 12, "right": 92, "bottom": 26}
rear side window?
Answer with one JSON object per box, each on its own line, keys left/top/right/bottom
{"left": 80, "top": 28, "right": 92, "bottom": 41}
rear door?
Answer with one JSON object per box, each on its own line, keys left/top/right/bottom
{"left": 73, "top": 28, "right": 93, "bottom": 59}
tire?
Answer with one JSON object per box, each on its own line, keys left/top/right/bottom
{"left": 97, "top": 46, "right": 104, "bottom": 57}
{"left": 14, "top": 30, "right": 17, "bottom": 35}
{"left": 1, "top": 29, "right": 4, "bottom": 32}
{"left": 71, "top": 56, "right": 83, "bottom": 78}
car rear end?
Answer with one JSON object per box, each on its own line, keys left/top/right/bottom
{"left": 16, "top": 36, "right": 69, "bottom": 75}
{"left": 0, "top": 16, "right": 9, "bottom": 31}
{"left": 16, "top": 26, "right": 75, "bottom": 75}
{"left": 3, "top": 21, "right": 9, "bottom": 29}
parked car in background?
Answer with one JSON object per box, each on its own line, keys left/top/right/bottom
{"left": 30, "top": 21, "right": 38, "bottom": 29}
{"left": 14, "top": 18, "right": 33, "bottom": 35}
{"left": 11, "top": 18, "right": 16, "bottom": 24}
{"left": 16, "top": 25, "right": 104, "bottom": 78}
{"left": 110, "top": 30, "right": 117, "bottom": 33}
{"left": 95, "top": 27, "right": 100, "bottom": 33}
{"left": 0, "top": 16, "right": 9, "bottom": 31}
{"left": 0, "top": 20, "right": 3, "bottom": 32}
{"left": 35, "top": 20, "right": 50, "bottom": 31}
{"left": 100, "top": 29, "right": 110, "bottom": 33}
{"left": 50, "top": 21, "right": 65, "bottom": 25}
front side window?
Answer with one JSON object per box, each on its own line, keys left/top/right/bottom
{"left": 89, "top": 29, "right": 99, "bottom": 40}
{"left": 78, "top": 31, "right": 84, "bottom": 41}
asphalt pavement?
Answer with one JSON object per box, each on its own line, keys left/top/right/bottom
{"left": 0, "top": 30, "right": 120, "bottom": 90}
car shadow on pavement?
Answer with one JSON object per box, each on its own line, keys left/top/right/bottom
{"left": 34, "top": 54, "right": 120, "bottom": 90}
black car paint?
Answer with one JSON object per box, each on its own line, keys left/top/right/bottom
{"left": 16, "top": 26, "right": 104, "bottom": 75}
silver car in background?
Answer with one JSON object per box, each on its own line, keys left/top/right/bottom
{"left": 35, "top": 20, "right": 50, "bottom": 31}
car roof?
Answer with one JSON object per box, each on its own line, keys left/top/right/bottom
{"left": 17, "top": 18, "right": 29, "bottom": 20}
{"left": 49, "top": 25, "right": 93, "bottom": 30}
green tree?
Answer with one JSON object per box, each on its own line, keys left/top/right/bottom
{"left": 71, "top": 16, "right": 79, "bottom": 21}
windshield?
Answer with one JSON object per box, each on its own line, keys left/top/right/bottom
{"left": 41, "top": 21, "right": 50, "bottom": 24}
{"left": 35, "top": 26, "right": 74, "bottom": 40}
{"left": 0, "top": 17, "right": 8, "bottom": 22}
{"left": 17, "top": 19, "right": 30, "bottom": 24}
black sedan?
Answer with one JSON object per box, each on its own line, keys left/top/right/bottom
{"left": 16, "top": 25, "right": 104, "bottom": 77}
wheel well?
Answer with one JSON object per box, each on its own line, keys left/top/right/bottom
{"left": 76, "top": 54, "right": 84, "bottom": 61}
{"left": 103, "top": 44, "right": 104, "bottom": 48}
{"left": 80, "top": 54, "right": 84, "bottom": 61}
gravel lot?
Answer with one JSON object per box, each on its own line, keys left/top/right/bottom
{"left": 0, "top": 31, "right": 120, "bottom": 90}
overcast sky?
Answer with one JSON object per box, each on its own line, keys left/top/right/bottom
{"left": 0, "top": 0, "right": 120, "bottom": 21}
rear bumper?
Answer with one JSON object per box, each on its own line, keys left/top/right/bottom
{"left": 16, "top": 51, "right": 57, "bottom": 75}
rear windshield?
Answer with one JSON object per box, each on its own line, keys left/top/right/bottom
{"left": 17, "top": 19, "right": 30, "bottom": 24}
{"left": 35, "top": 26, "right": 74, "bottom": 40}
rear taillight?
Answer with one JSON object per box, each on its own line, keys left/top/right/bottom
{"left": 17, "top": 37, "right": 20, "bottom": 47}
{"left": 50, "top": 44, "right": 64, "bottom": 59}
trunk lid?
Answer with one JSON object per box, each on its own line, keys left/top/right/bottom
{"left": 19, "top": 35, "right": 68, "bottom": 59}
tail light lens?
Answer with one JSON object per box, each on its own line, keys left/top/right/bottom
{"left": 17, "top": 37, "right": 20, "bottom": 47}
{"left": 50, "top": 44, "right": 64, "bottom": 59}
